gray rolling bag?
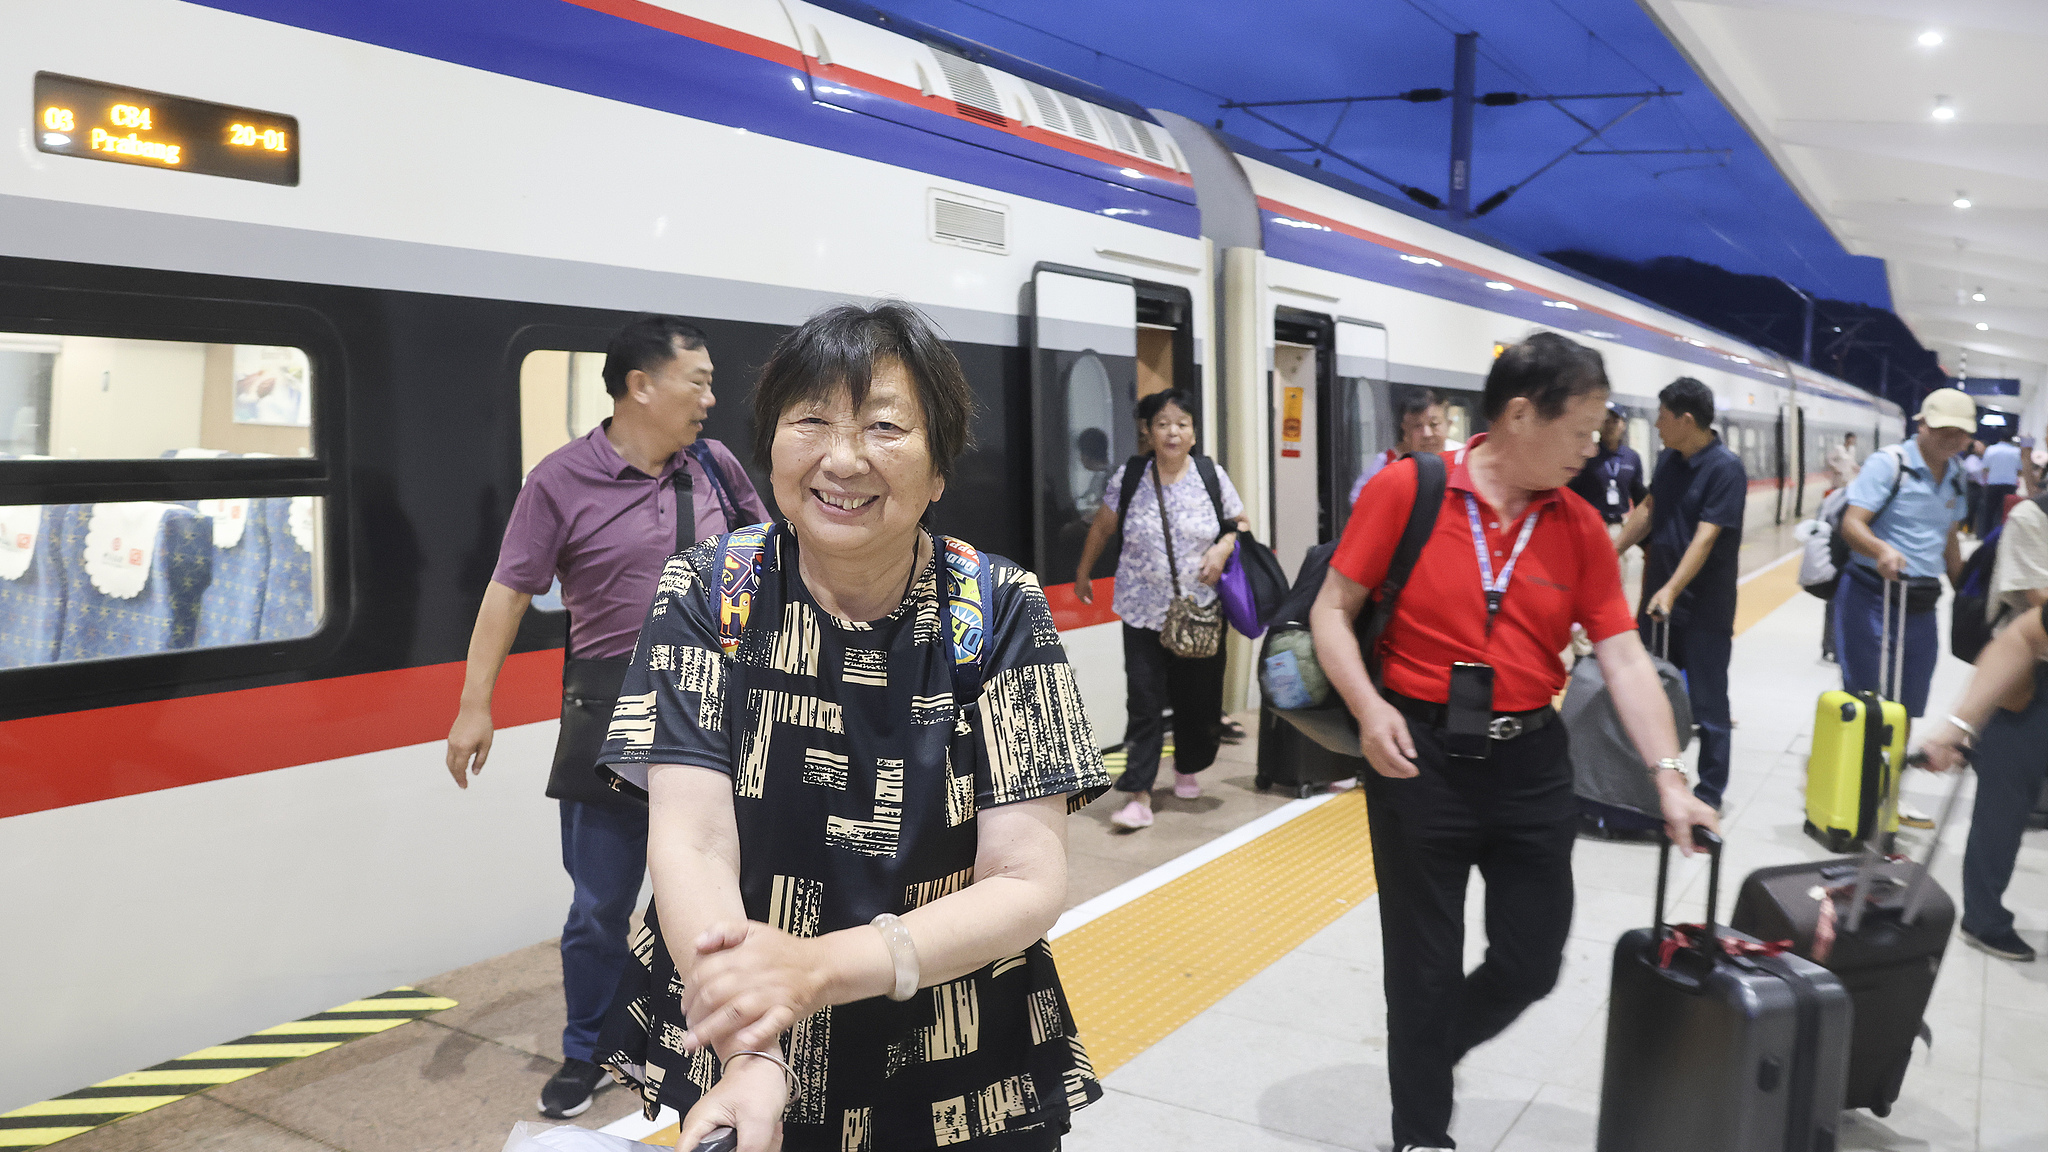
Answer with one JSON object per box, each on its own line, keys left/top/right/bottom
{"left": 1598, "top": 828, "right": 1853, "bottom": 1152}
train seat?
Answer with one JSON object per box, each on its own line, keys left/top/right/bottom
{"left": 194, "top": 496, "right": 270, "bottom": 648}
{"left": 256, "top": 496, "right": 318, "bottom": 641}
{"left": 54, "top": 502, "right": 214, "bottom": 661}
{"left": 0, "top": 502, "right": 67, "bottom": 669}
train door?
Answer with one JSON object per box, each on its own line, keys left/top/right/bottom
{"left": 1776, "top": 403, "right": 1806, "bottom": 523}
{"left": 1330, "top": 320, "right": 1389, "bottom": 540}
{"left": 1271, "top": 308, "right": 1334, "bottom": 580}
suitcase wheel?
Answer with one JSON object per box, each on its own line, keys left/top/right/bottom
{"left": 1295, "top": 783, "right": 1317, "bottom": 800}
{"left": 1254, "top": 775, "right": 1272, "bottom": 792}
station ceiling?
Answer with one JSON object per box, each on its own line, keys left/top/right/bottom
{"left": 1644, "top": 0, "right": 2048, "bottom": 399}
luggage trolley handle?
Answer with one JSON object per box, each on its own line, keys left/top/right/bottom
{"left": 1653, "top": 825, "right": 1726, "bottom": 940}
{"left": 1646, "top": 611, "right": 1670, "bottom": 662}
{"left": 1877, "top": 575, "right": 1909, "bottom": 706}
{"left": 1892, "top": 747, "right": 1976, "bottom": 926}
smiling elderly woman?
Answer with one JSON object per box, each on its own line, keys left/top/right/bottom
{"left": 592, "top": 302, "right": 1110, "bottom": 1152}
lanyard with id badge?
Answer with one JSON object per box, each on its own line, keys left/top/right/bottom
{"left": 1445, "top": 493, "right": 1541, "bottom": 760}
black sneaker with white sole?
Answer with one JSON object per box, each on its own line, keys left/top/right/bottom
{"left": 1962, "top": 926, "right": 2037, "bottom": 963}
{"left": 538, "top": 1057, "right": 609, "bottom": 1118}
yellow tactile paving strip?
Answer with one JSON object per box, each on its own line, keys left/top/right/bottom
{"left": 633, "top": 791, "right": 1375, "bottom": 1146}
{"left": 0, "top": 989, "right": 456, "bottom": 1149}
{"left": 1054, "top": 788, "right": 1375, "bottom": 1075}
{"left": 1735, "top": 554, "right": 1807, "bottom": 636}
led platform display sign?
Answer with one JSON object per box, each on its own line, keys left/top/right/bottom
{"left": 34, "top": 73, "right": 298, "bottom": 186}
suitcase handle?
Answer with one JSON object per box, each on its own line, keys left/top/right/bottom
{"left": 1653, "top": 825, "right": 1724, "bottom": 939}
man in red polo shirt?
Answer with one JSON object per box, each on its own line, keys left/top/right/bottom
{"left": 1310, "top": 333, "right": 1719, "bottom": 1152}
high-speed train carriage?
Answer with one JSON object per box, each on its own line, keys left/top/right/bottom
{"left": 0, "top": 0, "right": 1901, "bottom": 1110}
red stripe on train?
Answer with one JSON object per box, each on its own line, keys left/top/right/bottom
{"left": 0, "top": 650, "right": 564, "bottom": 820}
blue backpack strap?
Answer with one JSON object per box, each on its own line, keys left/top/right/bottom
{"left": 716, "top": 522, "right": 774, "bottom": 657}
{"left": 939, "top": 535, "right": 987, "bottom": 708}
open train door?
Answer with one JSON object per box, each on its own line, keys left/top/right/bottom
{"left": 1271, "top": 308, "right": 1335, "bottom": 579}
{"left": 1330, "top": 320, "right": 1390, "bottom": 540}
{"left": 1029, "top": 264, "right": 1139, "bottom": 745}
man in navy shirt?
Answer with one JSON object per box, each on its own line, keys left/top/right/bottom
{"left": 1617, "top": 377, "right": 1747, "bottom": 808}
{"left": 1567, "top": 401, "right": 1647, "bottom": 526}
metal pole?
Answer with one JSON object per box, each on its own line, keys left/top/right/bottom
{"left": 1449, "top": 32, "right": 1476, "bottom": 220}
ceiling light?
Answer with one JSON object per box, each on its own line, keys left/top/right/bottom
{"left": 1976, "top": 322, "right": 1990, "bottom": 331}
{"left": 1973, "top": 289, "right": 1987, "bottom": 302}
{"left": 1932, "top": 96, "right": 1956, "bottom": 121}
{"left": 1954, "top": 194, "right": 1973, "bottom": 208}
{"left": 1918, "top": 30, "right": 1944, "bottom": 48}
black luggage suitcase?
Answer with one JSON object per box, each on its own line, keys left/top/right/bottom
{"left": 1731, "top": 755, "right": 1964, "bottom": 1116}
{"left": 1254, "top": 705, "right": 1363, "bottom": 798}
{"left": 1598, "top": 828, "right": 1853, "bottom": 1152}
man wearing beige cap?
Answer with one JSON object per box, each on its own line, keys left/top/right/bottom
{"left": 1836, "top": 388, "right": 1975, "bottom": 771}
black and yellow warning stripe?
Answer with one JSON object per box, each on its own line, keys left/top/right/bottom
{"left": 1098, "top": 736, "right": 1172, "bottom": 778}
{"left": 0, "top": 987, "right": 456, "bottom": 1149}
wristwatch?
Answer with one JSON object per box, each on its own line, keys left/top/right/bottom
{"left": 1652, "top": 757, "right": 1689, "bottom": 786}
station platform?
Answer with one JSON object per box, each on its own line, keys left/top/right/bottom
{"left": 26, "top": 526, "right": 2048, "bottom": 1152}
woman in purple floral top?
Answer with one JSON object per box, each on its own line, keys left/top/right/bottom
{"left": 1071, "top": 389, "right": 1247, "bottom": 830}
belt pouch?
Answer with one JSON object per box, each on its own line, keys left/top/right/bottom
{"left": 547, "top": 656, "right": 640, "bottom": 807}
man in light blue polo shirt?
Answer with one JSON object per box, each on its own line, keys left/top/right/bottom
{"left": 1837, "top": 388, "right": 1975, "bottom": 726}
{"left": 1982, "top": 435, "right": 2022, "bottom": 536}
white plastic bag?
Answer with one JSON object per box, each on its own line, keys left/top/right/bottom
{"left": 501, "top": 1122, "right": 661, "bottom": 1152}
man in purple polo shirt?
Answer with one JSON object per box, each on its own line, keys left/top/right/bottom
{"left": 444, "top": 314, "right": 767, "bottom": 1118}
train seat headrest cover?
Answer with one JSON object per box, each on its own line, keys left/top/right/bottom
{"left": 84, "top": 502, "right": 174, "bottom": 598}
{"left": 0, "top": 505, "right": 40, "bottom": 580}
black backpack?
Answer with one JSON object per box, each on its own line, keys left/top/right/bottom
{"left": 1952, "top": 492, "right": 2048, "bottom": 663}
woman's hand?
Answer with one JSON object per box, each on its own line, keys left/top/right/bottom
{"left": 681, "top": 922, "right": 826, "bottom": 1054}
{"left": 1074, "top": 575, "right": 1093, "bottom": 605}
{"left": 674, "top": 1055, "right": 789, "bottom": 1152}
{"left": 1356, "top": 696, "right": 1418, "bottom": 778}
{"left": 1196, "top": 539, "right": 1234, "bottom": 586}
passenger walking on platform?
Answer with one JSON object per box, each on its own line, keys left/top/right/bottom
{"left": 1835, "top": 388, "right": 1973, "bottom": 827}
{"left": 443, "top": 315, "right": 767, "bottom": 1119}
{"left": 1828, "top": 431, "right": 1862, "bottom": 489}
{"left": 1917, "top": 484, "right": 2048, "bottom": 963}
{"left": 1072, "top": 388, "right": 1248, "bottom": 831}
{"left": 1310, "top": 333, "right": 1718, "bottom": 1152}
{"left": 1982, "top": 435, "right": 2022, "bottom": 536}
{"left": 1614, "top": 378, "right": 1746, "bottom": 810}
{"left": 1565, "top": 401, "right": 1645, "bottom": 529}
{"left": 1348, "top": 389, "right": 1462, "bottom": 507}
{"left": 593, "top": 303, "right": 1108, "bottom": 1151}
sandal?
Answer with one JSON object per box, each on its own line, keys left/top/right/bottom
{"left": 1219, "top": 716, "right": 1247, "bottom": 743}
{"left": 1109, "top": 799, "right": 1154, "bottom": 830}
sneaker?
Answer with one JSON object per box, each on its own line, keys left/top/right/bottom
{"left": 1898, "top": 801, "right": 1935, "bottom": 830}
{"left": 1109, "top": 799, "right": 1154, "bottom": 830}
{"left": 1327, "top": 776, "right": 1360, "bottom": 793}
{"left": 1961, "top": 926, "right": 2037, "bottom": 962}
{"left": 1173, "top": 772, "right": 1202, "bottom": 800}
{"left": 538, "top": 1057, "right": 608, "bottom": 1118}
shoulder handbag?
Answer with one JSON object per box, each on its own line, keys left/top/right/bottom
{"left": 1153, "top": 462, "right": 1224, "bottom": 659}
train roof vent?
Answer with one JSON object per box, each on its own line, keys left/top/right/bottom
{"left": 1101, "top": 108, "right": 1138, "bottom": 154}
{"left": 931, "top": 50, "right": 1006, "bottom": 127}
{"left": 1024, "top": 81, "right": 1070, "bottom": 134}
{"left": 1055, "top": 91, "right": 1099, "bottom": 141}
{"left": 1126, "top": 117, "right": 1166, "bottom": 164}
{"left": 929, "top": 189, "right": 1007, "bottom": 254}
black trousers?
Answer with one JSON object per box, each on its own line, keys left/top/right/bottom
{"left": 1115, "top": 623, "right": 1225, "bottom": 793}
{"left": 1364, "top": 713, "right": 1578, "bottom": 1151}
{"left": 1982, "top": 483, "right": 2017, "bottom": 537}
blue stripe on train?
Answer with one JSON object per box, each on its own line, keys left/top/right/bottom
{"left": 181, "top": 0, "right": 1199, "bottom": 237}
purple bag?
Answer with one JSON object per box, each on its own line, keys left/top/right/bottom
{"left": 1218, "top": 537, "right": 1290, "bottom": 639}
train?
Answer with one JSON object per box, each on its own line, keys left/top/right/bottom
{"left": 0, "top": 0, "right": 1905, "bottom": 1109}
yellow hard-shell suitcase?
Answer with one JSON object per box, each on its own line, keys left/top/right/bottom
{"left": 1806, "top": 689, "right": 1906, "bottom": 851}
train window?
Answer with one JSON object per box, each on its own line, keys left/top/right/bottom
{"left": 0, "top": 332, "right": 313, "bottom": 459}
{"left": 1064, "top": 352, "right": 1116, "bottom": 516}
{"left": 0, "top": 494, "right": 325, "bottom": 669}
{"left": 518, "top": 349, "right": 610, "bottom": 476}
